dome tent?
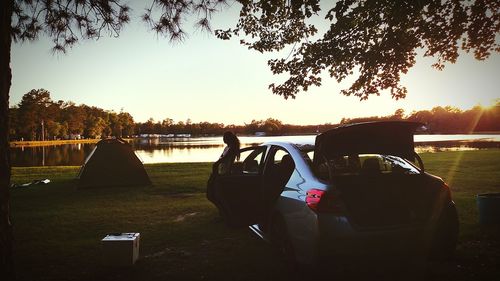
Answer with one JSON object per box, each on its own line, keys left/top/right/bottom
{"left": 77, "top": 138, "right": 151, "bottom": 188}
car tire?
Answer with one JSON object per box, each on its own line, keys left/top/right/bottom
{"left": 218, "top": 203, "right": 237, "bottom": 227}
{"left": 269, "top": 214, "right": 298, "bottom": 269}
{"left": 430, "top": 203, "right": 459, "bottom": 260}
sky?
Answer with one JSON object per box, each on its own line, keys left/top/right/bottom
{"left": 10, "top": 2, "right": 500, "bottom": 125}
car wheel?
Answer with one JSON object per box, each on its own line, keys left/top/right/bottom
{"left": 430, "top": 204, "right": 459, "bottom": 260}
{"left": 270, "top": 214, "right": 298, "bottom": 269}
{"left": 218, "top": 203, "right": 237, "bottom": 227}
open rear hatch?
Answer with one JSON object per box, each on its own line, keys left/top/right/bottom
{"left": 314, "top": 121, "right": 424, "bottom": 164}
{"left": 313, "top": 122, "right": 448, "bottom": 228}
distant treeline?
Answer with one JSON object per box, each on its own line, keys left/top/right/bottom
{"left": 9, "top": 89, "right": 134, "bottom": 141}
{"left": 8, "top": 89, "right": 499, "bottom": 141}
{"left": 340, "top": 105, "right": 499, "bottom": 134}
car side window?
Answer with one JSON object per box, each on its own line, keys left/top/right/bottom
{"left": 273, "top": 149, "right": 290, "bottom": 165}
{"left": 316, "top": 154, "right": 420, "bottom": 178}
{"left": 232, "top": 147, "right": 267, "bottom": 175}
{"left": 264, "top": 146, "right": 295, "bottom": 180}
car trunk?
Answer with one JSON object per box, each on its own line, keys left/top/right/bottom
{"left": 332, "top": 174, "right": 447, "bottom": 228}
{"left": 314, "top": 121, "right": 424, "bottom": 164}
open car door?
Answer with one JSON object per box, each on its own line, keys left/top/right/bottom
{"left": 212, "top": 146, "right": 268, "bottom": 227}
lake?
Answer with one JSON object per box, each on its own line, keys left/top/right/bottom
{"left": 10, "top": 134, "right": 500, "bottom": 167}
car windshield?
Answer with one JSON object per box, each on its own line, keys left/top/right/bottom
{"left": 312, "top": 153, "right": 420, "bottom": 180}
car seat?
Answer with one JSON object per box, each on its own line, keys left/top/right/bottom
{"left": 361, "top": 158, "right": 381, "bottom": 175}
{"left": 267, "top": 154, "right": 295, "bottom": 202}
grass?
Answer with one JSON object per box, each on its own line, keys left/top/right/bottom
{"left": 419, "top": 151, "right": 500, "bottom": 281}
{"left": 10, "top": 150, "right": 500, "bottom": 281}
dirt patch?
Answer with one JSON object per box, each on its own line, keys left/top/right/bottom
{"left": 174, "top": 212, "right": 199, "bottom": 222}
{"left": 144, "top": 247, "right": 192, "bottom": 259}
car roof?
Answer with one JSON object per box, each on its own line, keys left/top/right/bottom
{"left": 262, "top": 139, "right": 315, "bottom": 151}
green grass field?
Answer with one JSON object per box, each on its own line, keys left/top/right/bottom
{"left": 10, "top": 150, "right": 500, "bottom": 281}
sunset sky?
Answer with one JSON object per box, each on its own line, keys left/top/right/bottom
{"left": 10, "top": 2, "right": 500, "bottom": 125}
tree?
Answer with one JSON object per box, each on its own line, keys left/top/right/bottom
{"left": 262, "top": 118, "right": 283, "bottom": 134}
{"left": 118, "top": 111, "right": 135, "bottom": 137}
{"left": 106, "top": 112, "right": 122, "bottom": 137}
{"left": 141, "top": 118, "right": 156, "bottom": 135}
{"left": 217, "top": 0, "right": 499, "bottom": 100}
{"left": 45, "top": 120, "right": 63, "bottom": 140}
{"left": 0, "top": 1, "right": 134, "bottom": 276}
{"left": 86, "top": 116, "right": 108, "bottom": 139}
{"left": 7, "top": 107, "right": 19, "bottom": 140}
{"left": 1, "top": 0, "right": 499, "bottom": 277}
{"left": 16, "top": 89, "right": 55, "bottom": 140}
{"left": 245, "top": 119, "right": 263, "bottom": 134}
{"left": 393, "top": 109, "right": 405, "bottom": 120}
{"left": 61, "top": 104, "right": 86, "bottom": 137}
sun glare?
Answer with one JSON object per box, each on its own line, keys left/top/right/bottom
{"left": 479, "top": 101, "right": 498, "bottom": 111}
{"left": 444, "top": 99, "right": 498, "bottom": 185}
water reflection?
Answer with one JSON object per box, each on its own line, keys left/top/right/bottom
{"left": 414, "top": 134, "right": 500, "bottom": 142}
{"left": 10, "top": 135, "right": 500, "bottom": 167}
{"left": 135, "top": 146, "right": 225, "bottom": 164}
{"left": 11, "top": 144, "right": 95, "bottom": 167}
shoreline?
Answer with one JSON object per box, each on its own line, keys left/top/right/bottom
{"left": 9, "top": 138, "right": 132, "bottom": 147}
{"left": 9, "top": 131, "right": 500, "bottom": 147}
{"left": 10, "top": 134, "right": 500, "bottom": 148}
{"left": 10, "top": 139, "right": 100, "bottom": 147}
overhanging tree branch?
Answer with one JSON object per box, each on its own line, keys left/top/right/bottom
{"left": 217, "top": 0, "right": 499, "bottom": 100}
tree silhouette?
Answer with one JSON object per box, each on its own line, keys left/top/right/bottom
{"left": 16, "top": 89, "right": 52, "bottom": 140}
{"left": 9, "top": 90, "right": 139, "bottom": 141}
{"left": 0, "top": 0, "right": 499, "bottom": 278}
{"left": 216, "top": 0, "right": 499, "bottom": 100}
{"left": 1, "top": 0, "right": 227, "bottom": 277}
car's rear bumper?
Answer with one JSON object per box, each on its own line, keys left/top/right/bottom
{"left": 317, "top": 215, "right": 429, "bottom": 259}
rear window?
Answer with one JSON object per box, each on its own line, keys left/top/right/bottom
{"left": 315, "top": 154, "right": 420, "bottom": 180}
{"left": 296, "top": 144, "right": 314, "bottom": 166}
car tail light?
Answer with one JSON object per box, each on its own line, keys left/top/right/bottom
{"left": 306, "top": 189, "right": 342, "bottom": 214}
{"left": 443, "top": 183, "right": 452, "bottom": 200}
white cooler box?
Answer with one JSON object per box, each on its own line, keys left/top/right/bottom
{"left": 101, "top": 233, "right": 140, "bottom": 266}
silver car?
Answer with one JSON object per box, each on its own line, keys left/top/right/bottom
{"left": 207, "top": 121, "right": 459, "bottom": 267}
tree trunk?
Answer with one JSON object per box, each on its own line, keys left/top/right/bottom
{"left": 0, "top": 0, "right": 14, "bottom": 279}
